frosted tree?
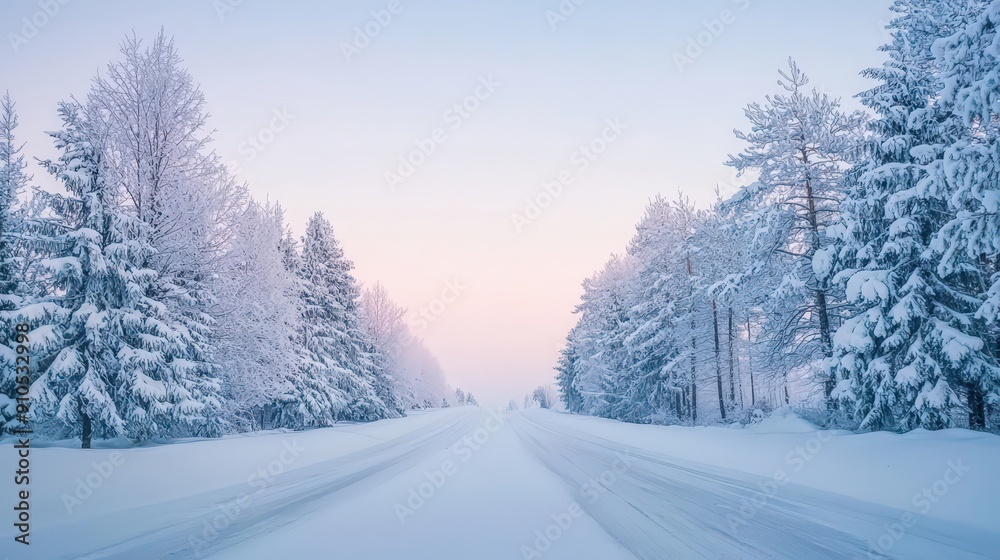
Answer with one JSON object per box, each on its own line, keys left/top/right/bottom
{"left": 359, "top": 282, "right": 417, "bottom": 410}
{"left": 726, "top": 60, "right": 866, "bottom": 405}
{"left": 0, "top": 91, "right": 33, "bottom": 431}
{"left": 87, "top": 31, "right": 235, "bottom": 419}
{"left": 397, "top": 334, "right": 451, "bottom": 408}
{"left": 266, "top": 220, "right": 344, "bottom": 428}
{"left": 924, "top": 0, "right": 1000, "bottom": 429}
{"left": 619, "top": 196, "right": 704, "bottom": 423}
{"left": 559, "top": 254, "right": 637, "bottom": 419}
{"left": 358, "top": 282, "right": 451, "bottom": 410}
{"left": 0, "top": 92, "right": 26, "bottom": 304}
{"left": 702, "top": 198, "right": 780, "bottom": 412}
{"left": 556, "top": 340, "right": 584, "bottom": 413}
{"left": 830, "top": 0, "right": 976, "bottom": 429}
{"left": 291, "top": 213, "right": 399, "bottom": 422}
{"left": 694, "top": 204, "right": 754, "bottom": 419}
{"left": 31, "top": 102, "right": 222, "bottom": 447}
{"left": 210, "top": 201, "right": 299, "bottom": 430}
{"left": 532, "top": 385, "right": 556, "bottom": 409}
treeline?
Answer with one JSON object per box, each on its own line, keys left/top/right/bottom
{"left": 557, "top": 0, "right": 1000, "bottom": 432}
{"left": 0, "top": 32, "right": 452, "bottom": 447}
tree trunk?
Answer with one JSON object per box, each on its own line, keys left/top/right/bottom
{"left": 727, "top": 306, "right": 736, "bottom": 403}
{"left": 687, "top": 255, "right": 698, "bottom": 424}
{"left": 81, "top": 412, "right": 92, "bottom": 449}
{"left": 690, "top": 375, "right": 697, "bottom": 424}
{"left": 969, "top": 385, "right": 986, "bottom": 430}
{"left": 746, "top": 317, "right": 756, "bottom": 407}
{"left": 802, "top": 152, "right": 836, "bottom": 404}
{"left": 712, "top": 300, "right": 726, "bottom": 420}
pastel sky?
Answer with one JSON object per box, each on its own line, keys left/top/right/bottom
{"left": 2, "top": 0, "right": 894, "bottom": 407}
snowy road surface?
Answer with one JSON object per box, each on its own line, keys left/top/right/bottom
{"left": 4, "top": 407, "right": 999, "bottom": 559}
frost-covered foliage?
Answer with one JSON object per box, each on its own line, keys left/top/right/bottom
{"left": 0, "top": 91, "right": 33, "bottom": 431}
{"left": 828, "top": 0, "right": 999, "bottom": 431}
{"left": 4, "top": 32, "right": 427, "bottom": 445}
{"left": 276, "top": 212, "right": 402, "bottom": 427}
{"left": 559, "top": 16, "right": 1000, "bottom": 432}
{"left": 725, "top": 60, "right": 866, "bottom": 403}
{"left": 359, "top": 282, "right": 451, "bottom": 409}
{"left": 209, "top": 201, "right": 300, "bottom": 431}
{"left": 29, "top": 101, "right": 223, "bottom": 446}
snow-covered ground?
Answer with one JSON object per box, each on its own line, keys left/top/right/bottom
{"left": 1, "top": 407, "right": 998, "bottom": 559}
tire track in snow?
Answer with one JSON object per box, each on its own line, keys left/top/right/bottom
{"left": 510, "top": 412, "right": 999, "bottom": 560}
{"left": 45, "top": 410, "right": 482, "bottom": 560}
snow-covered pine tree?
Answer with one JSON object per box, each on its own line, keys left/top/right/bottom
{"left": 88, "top": 31, "right": 232, "bottom": 435}
{"left": 726, "top": 59, "right": 866, "bottom": 406}
{"left": 0, "top": 92, "right": 26, "bottom": 306}
{"left": 925, "top": 0, "right": 1000, "bottom": 429}
{"left": 828, "top": 0, "right": 988, "bottom": 430}
{"left": 561, "top": 254, "right": 637, "bottom": 420}
{"left": 556, "top": 340, "right": 584, "bottom": 413}
{"left": 0, "top": 91, "right": 34, "bottom": 432}
{"left": 30, "top": 102, "right": 222, "bottom": 447}
{"left": 294, "top": 212, "right": 398, "bottom": 422}
{"left": 270, "top": 222, "right": 345, "bottom": 428}
{"left": 619, "top": 196, "right": 703, "bottom": 424}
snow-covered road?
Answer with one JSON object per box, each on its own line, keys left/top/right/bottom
{"left": 5, "top": 407, "right": 999, "bottom": 559}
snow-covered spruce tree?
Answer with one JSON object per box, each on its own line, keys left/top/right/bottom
{"left": 88, "top": 31, "right": 235, "bottom": 434}
{"left": 560, "top": 254, "right": 637, "bottom": 420}
{"left": 619, "top": 196, "right": 704, "bottom": 424}
{"left": 291, "top": 213, "right": 399, "bottom": 423}
{"left": 924, "top": 0, "right": 1000, "bottom": 429}
{"left": 30, "top": 102, "right": 221, "bottom": 447}
{"left": 269, "top": 224, "right": 345, "bottom": 428}
{"left": 828, "top": 0, "right": 989, "bottom": 430}
{"left": 0, "top": 91, "right": 34, "bottom": 432}
{"left": 726, "top": 59, "right": 866, "bottom": 406}
{"left": 556, "top": 340, "right": 584, "bottom": 413}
